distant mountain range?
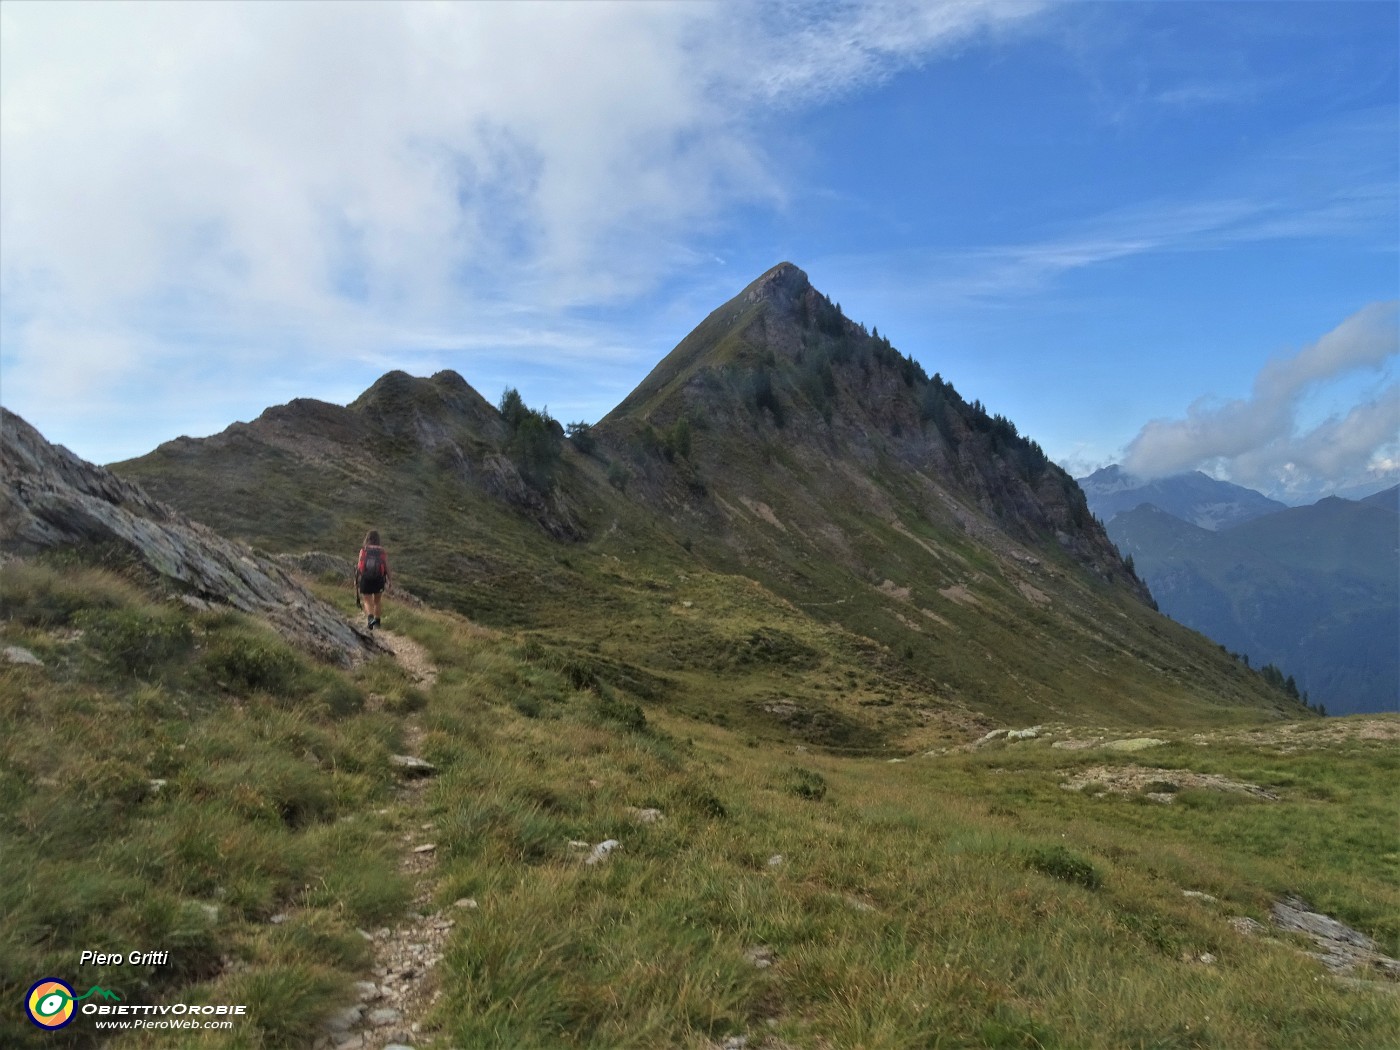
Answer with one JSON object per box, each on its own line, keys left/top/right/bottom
{"left": 1078, "top": 467, "right": 1399, "bottom": 716}
{"left": 1078, "top": 466, "right": 1286, "bottom": 531}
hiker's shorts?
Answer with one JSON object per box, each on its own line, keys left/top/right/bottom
{"left": 359, "top": 576, "right": 385, "bottom": 595}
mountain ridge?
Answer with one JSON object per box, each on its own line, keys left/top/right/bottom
{"left": 108, "top": 263, "right": 1307, "bottom": 735}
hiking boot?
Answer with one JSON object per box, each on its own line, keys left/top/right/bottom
{"left": 367, "top": 615, "right": 375, "bottom": 629}
{"left": 372, "top": 617, "right": 381, "bottom": 628}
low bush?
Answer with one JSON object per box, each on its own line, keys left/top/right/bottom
{"left": 1024, "top": 844, "right": 1102, "bottom": 889}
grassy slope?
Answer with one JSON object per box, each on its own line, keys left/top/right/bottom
{"left": 4, "top": 557, "right": 1396, "bottom": 1049}
{"left": 0, "top": 557, "right": 423, "bottom": 1049}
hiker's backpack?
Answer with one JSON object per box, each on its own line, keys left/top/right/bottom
{"left": 359, "top": 546, "right": 386, "bottom": 589}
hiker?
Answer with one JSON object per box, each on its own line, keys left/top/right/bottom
{"left": 355, "top": 530, "right": 390, "bottom": 630}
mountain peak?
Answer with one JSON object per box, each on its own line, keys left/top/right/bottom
{"left": 741, "top": 261, "right": 810, "bottom": 306}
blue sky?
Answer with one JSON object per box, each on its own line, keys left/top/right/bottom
{"left": 2, "top": 1, "right": 1395, "bottom": 502}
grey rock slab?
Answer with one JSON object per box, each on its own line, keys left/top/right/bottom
{"left": 390, "top": 755, "right": 437, "bottom": 776}
{"left": 0, "top": 407, "right": 385, "bottom": 668}
{"left": 367, "top": 1006, "right": 403, "bottom": 1027}
{"left": 3, "top": 646, "right": 42, "bottom": 666}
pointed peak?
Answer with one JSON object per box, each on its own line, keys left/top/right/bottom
{"left": 742, "top": 261, "right": 811, "bottom": 306}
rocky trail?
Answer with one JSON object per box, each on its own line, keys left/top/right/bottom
{"left": 318, "top": 627, "right": 459, "bottom": 1050}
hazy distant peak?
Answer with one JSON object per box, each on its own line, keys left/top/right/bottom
{"left": 1078, "top": 464, "right": 1286, "bottom": 531}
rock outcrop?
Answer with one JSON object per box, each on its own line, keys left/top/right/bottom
{"left": 1, "top": 408, "right": 383, "bottom": 666}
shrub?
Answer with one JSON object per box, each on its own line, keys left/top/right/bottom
{"left": 1024, "top": 844, "right": 1102, "bottom": 889}
{"left": 202, "top": 631, "right": 303, "bottom": 694}
{"left": 785, "top": 767, "right": 828, "bottom": 801}
{"left": 590, "top": 690, "right": 647, "bottom": 733}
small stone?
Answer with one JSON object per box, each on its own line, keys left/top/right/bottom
{"left": 333, "top": 1037, "right": 366, "bottom": 1050}
{"left": 767, "top": 854, "right": 784, "bottom": 867}
{"left": 198, "top": 903, "right": 220, "bottom": 923}
{"left": 269, "top": 913, "right": 289, "bottom": 925}
{"left": 626, "top": 807, "right": 664, "bottom": 823}
{"left": 1183, "top": 891, "right": 1219, "bottom": 903}
{"left": 454, "top": 897, "right": 478, "bottom": 910}
{"left": 390, "top": 755, "right": 437, "bottom": 777}
{"left": 585, "top": 839, "right": 621, "bottom": 865}
{"left": 1199, "top": 953, "right": 1217, "bottom": 965}
{"left": 568, "top": 840, "right": 591, "bottom": 850}
{"left": 357, "top": 928, "right": 374, "bottom": 941}
{"left": 383, "top": 1044, "right": 417, "bottom": 1050}
{"left": 3, "top": 646, "right": 43, "bottom": 667}
{"left": 367, "top": 1006, "right": 403, "bottom": 1027}
{"left": 722, "top": 1037, "right": 748, "bottom": 1050}
{"left": 1230, "top": 916, "right": 1267, "bottom": 937}
{"left": 745, "top": 947, "right": 774, "bottom": 969}
{"left": 354, "top": 981, "right": 380, "bottom": 1002}
{"left": 147, "top": 778, "right": 167, "bottom": 793}
{"left": 412, "top": 843, "right": 436, "bottom": 854}
{"left": 324, "top": 1005, "right": 364, "bottom": 1035}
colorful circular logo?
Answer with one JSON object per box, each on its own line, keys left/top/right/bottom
{"left": 26, "top": 978, "right": 76, "bottom": 1029}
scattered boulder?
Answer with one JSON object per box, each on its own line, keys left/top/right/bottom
{"left": 1061, "top": 765, "right": 1279, "bottom": 802}
{"left": 1271, "top": 896, "right": 1400, "bottom": 978}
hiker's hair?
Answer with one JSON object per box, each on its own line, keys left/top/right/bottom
{"left": 365, "top": 530, "right": 381, "bottom": 547}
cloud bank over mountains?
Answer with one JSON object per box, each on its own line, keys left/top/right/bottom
{"left": 1123, "top": 302, "right": 1399, "bottom": 501}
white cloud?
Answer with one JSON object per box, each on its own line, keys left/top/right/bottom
{"left": 1, "top": 0, "right": 1045, "bottom": 460}
{"left": 1123, "top": 302, "right": 1400, "bottom": 497}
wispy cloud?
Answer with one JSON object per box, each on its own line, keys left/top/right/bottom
{"left": 1123, "top": 302, "right": 1400, "bottom": 498}
{"left": 0, "top": 1, "right": 1045, "bottom": 460}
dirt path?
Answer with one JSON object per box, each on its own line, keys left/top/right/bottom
{"left": 375, "top": 629, "right": 438, "bottom": 689}
{"left": 319, "top": 630, "right": 460, "bottom": 1050}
